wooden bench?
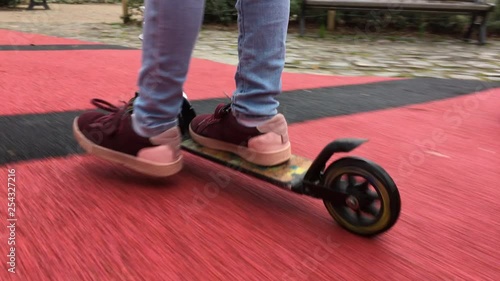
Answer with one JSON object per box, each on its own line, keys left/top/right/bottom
{"left": 299, "top": 0, "right": 496, "bottom": 44}
{"left": 27, "top": 0, "right": 49, "bottom": 10}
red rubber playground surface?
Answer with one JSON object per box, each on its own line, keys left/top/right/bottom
{"left": 1, "top": 30, "right": 500, "bottom": 280}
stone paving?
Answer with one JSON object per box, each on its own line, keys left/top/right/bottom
{"left": 1, "top": 3, "right": 500, "bottom": 81}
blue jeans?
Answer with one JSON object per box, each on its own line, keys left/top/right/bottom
{"left": 132, "top": 0, "right": 290, "bottom": 137}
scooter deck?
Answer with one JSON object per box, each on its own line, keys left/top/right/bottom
{"left": 181, "top": 138, "right": 312, "bottom": 189}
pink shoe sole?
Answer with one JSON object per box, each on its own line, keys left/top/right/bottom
{"left": 73, "top": 118, "right": 183, "bottom": 177}
{"left": 189, "top": 125, "right": 291, "bottom": 166}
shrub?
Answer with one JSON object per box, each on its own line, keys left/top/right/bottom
{"left": 204, "top": 0, "right": 237, "bottom": 24}
{"left": 39, "top": 0, "right": 500, "bottom": 36}
{"left": 0, "top": 0, "right": 17, "bottom": 7}
{"left": 125, "top": 0, "right": 303, "bottom": 25}
{"left": 203, "top": 0, "right": 303, "bottom": 23}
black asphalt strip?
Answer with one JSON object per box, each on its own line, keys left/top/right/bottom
{"left": 1, "top": 77, "right": 499, "bottom": 165}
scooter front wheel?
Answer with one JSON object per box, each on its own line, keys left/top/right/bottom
{"left": 322, "top": 156, "right": 401, "bottom": 237}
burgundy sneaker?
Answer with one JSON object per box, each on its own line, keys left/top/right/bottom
{"left": 73, "top": 96, "right": 182, "bottom": 177}
{"left": 189, "top": 103, "right": 291, "bottom": 166}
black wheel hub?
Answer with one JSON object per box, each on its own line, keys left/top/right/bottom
{"left": 333, "top": 173, "right": 383, "bottom": 226}
{"left": 345, "top": 196, "right": 359, "bottom": 209}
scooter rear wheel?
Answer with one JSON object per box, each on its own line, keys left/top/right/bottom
{"left": 322, "top": 156, "right": 401, "bottom": 237}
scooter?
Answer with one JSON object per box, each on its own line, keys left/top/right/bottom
{"left": 138, "top": 9, "right": 401, "bottom": 237}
